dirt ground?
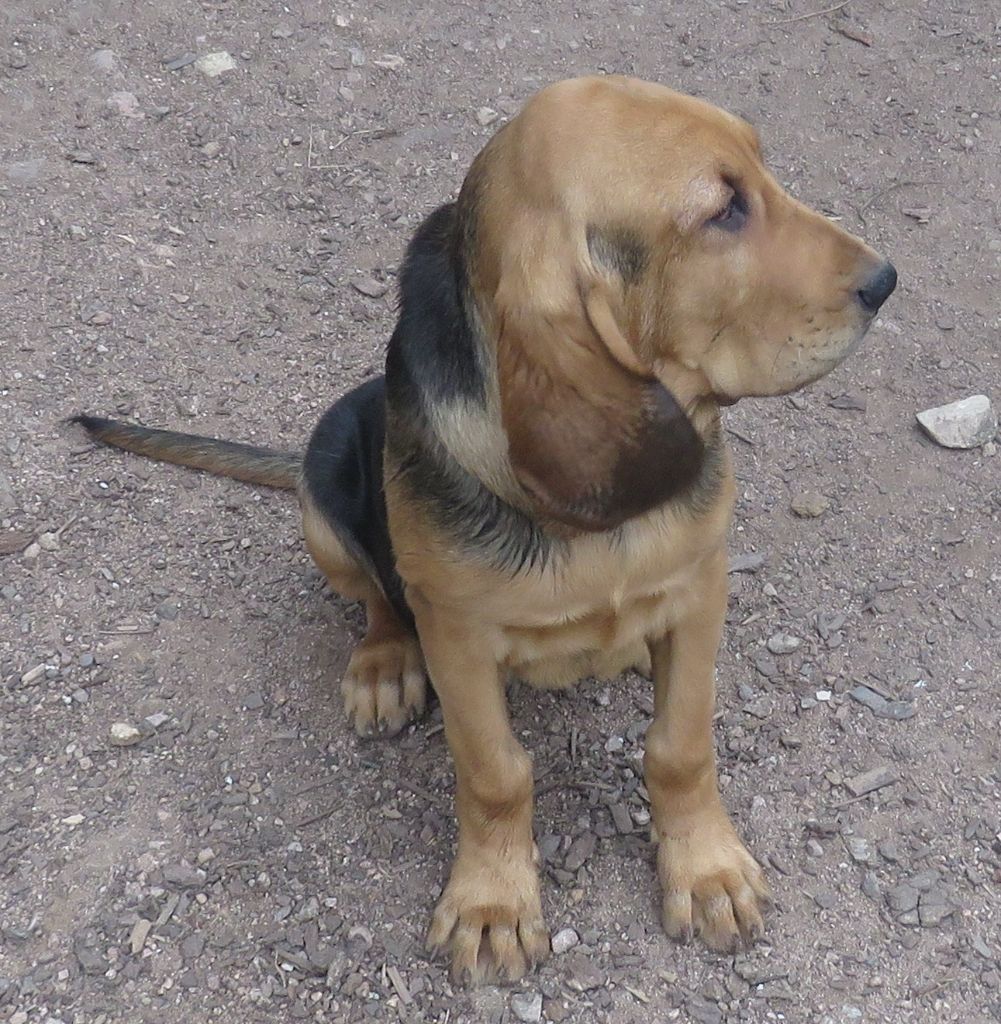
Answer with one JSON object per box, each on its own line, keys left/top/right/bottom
{"left": 2, "top": 1, "right": 1000, "bottom": 1022}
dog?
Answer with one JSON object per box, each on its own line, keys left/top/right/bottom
{"left": 73, "top": 75, "right": 896, "bottom": 984}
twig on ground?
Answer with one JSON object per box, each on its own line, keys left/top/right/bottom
{"left": 767, "top": 1, "right": 853, "bottom": 26}
{"left": 856, "top": 180, "right": 938, "bottom": 223}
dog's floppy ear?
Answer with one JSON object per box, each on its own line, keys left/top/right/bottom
{"left": 497, "top": 259, "right": 704, "bottom": 532}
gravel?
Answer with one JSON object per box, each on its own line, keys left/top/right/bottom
{"left": 2, "top": 4, "right": 998, "bottom": 1024}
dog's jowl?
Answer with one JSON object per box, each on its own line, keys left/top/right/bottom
{"left": 74, "top": 75, "right": 896, "bottom": 984}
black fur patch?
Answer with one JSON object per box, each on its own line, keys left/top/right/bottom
{"left": 302, "top": 377, "right": 412, "bottom": 627}
{"left": 386, "top": 203, "right": 554, "bottom": 575}
{"left": 387, "top": 422, "right": 556, "bottom": 576}
{"left": 393, "top": 203, "right": 485, "bottom": 407}
{"left": 605, "top": 382, "right": 706, "bottom": 521}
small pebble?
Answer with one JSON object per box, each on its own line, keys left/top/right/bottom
{"left": 164, "top": 52, "right": 197, "bottom": 71}
{"left": 110, "top": 722, "right": 143, "bottom": 746}
{"left": 844, "top": 836, "right": 872, "bottom": 863}
{"left": 860, "top": 871, "right": 881, "bottom": 901}
{"left": 511, "top": 991, "right": 543, "bottom": 1023}
{"left": 877, "top": 839, "right": 901, "bottom": 863}
{"left": 916, "top": 394, "right": 996, "bottom": 449}
{"left": 195, "top": 51, "right": 238, "bottom": 77}
{"left": 729, "top": 552, "right": 765, "bottom": 573}
{"left": 551, "top": 927, "right": 579, "bottom": 955}
{"left": 21, "top": 663, "right": 47, "bottom": 686}
{"left": 351, "top": 276, "right": 388, "bottom": 298}
{"left": 563, "top": 833, "right": 596, "bottom": 871}
{"left": 107, "top": 91, "right": 142, "bottom": 118}
{"left": 767, "top": 632, "right": 801, "bottom": 655}
{"left": 130, "top": 918, "right": 153, "bottom": 954}
{"left": 845, "top": 765, "right": 898, "bottom": 797}
{"left": 791, "top": 492, "right": 830, "bottom": 518}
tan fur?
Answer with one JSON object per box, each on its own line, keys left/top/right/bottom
{"left": 301, "top": 490, "right": 427, "bottom": 738}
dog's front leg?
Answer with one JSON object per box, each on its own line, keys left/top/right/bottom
{"left": 645, "top": 547, "right": 769, "bottom": 952}
{"left": 412, "top": 594, "right": 550, "bottom": 985}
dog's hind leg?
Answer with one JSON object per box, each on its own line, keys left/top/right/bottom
{"left": 302, "top": 493, "right": 426, "bottom": 738}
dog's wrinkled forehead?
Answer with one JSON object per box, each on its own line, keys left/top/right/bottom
{"left": 506, "top": 76, "right": 766, "bottom": 231}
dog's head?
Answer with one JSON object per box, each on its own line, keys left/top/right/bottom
{"left": 458, "top": 76, "right": 896, "bottom": 530}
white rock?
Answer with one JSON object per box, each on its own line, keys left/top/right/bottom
{"left": 195, "top": 51, "right": 237, "bottom": 77}
{"left": 20, "top": 663, "right": 47, "bottom": 686}
{"left": 916, "top": 394, "right": 996, "bottom": 449}
{"left": 551, "top": 927, "right": 580, "bottom": 954}
{"left": 91, "top": 49, "right": 116, "bottom": 71}
{"left": 510, "top": 991, "right": 542, "bottom": 1023}
{"left": 62, "top": 813, "right": 85, "bottom": 826}
{"left": 476, "top": 106, "right": 499, "bottom": 126}
{"left": 845, "top": 836, "right": 872, "bottom": 863}
{"left": 107, "top": 91, "right": 143, "bottom": 118}
{"left": 110, "top": 721, "right": 142, "bottom": 746}
{"left": 767, "top": 632, "right": 801, "bottom": 655}
{"left": 130, "top": 918, "right": 153, "bottom": 954}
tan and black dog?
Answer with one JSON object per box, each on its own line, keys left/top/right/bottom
{"left": 74, "top": 76, "right": 896, "bottom": 984}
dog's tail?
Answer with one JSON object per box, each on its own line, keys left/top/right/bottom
{"left": 71, "top": 414, "right": 301, "bottom": 490}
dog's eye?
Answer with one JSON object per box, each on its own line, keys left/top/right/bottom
{"left": 708, "top": 190, "right": 748, "bottom": 232}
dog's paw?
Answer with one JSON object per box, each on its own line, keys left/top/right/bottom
{"left": 426, "top": 852, "right": 550, "bottom": 985}
{"left": 655, "top": 807, "right": 770, "bottom": 952}
{"left": 341, "top": 633, "right": 427, "bottom": 738}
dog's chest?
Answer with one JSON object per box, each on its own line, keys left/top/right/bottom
{"left": 499, "top": 523, "right": 712, "bottom": 686}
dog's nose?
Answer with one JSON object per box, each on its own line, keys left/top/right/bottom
{"left": 857, "top": 260, "right": 897, "bottom": 313}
